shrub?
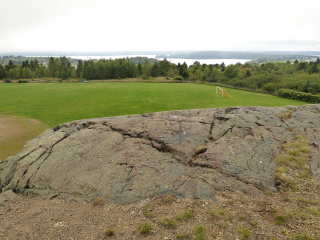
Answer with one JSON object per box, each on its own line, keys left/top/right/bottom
{"left": 277, "top": 89, "right": 320, "bottom": 103}
{"left": 142, "top": 74, "right": 149, "bottom": 80}
{"left": 173, "top": 76, "right": 184, "bottom": 81}
{"left": 138, "top": 221, "right": 152, "bottom": 235}
{"left": 17, "top": 79, "right": 28, "bottom": 83}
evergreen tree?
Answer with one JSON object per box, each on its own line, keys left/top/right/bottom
{"left": 5, "top": 60, "right": 15, "bottom": 71}
{"left": 220, "top": 62, "right": 225, "bottom": 71}
{"left": 30, "top": 60, "right": 34, "bottom": 70}
{"left": 34, "top": 58, "right": 39, "bottom": 70}
{"left": 0, "top": 64, "right": 6, "bottom": 79}
{"left": 22, "top": 60, "right": 29, "bottom": 68}
{"left": 179, "top": 62, "right": 189, "bottom": 79}
{"left": 59, "top": 56, "right": 71, "bottom": 79}
{"left": 158, "top": 58, "right": 171, "bottom": 76}
{"left": 151, "top": 62, "right": 159, "bottom": 77}
{"left": 137, "top": 63, "right": 142, "bottom": 75}
{"left": 48, "top": 57, "right": 57, "bottom": 77}
{"left": 126, "top": 60, "right": 137, "bottom": 78}
{"left": 244, "top": 69, "right": 252, "bottom": 77}
{"left": 76, "top": 60, "right": 83, "bottom": 78}
{"left": 308, "top": 63, "right": 319, "bottom": 74}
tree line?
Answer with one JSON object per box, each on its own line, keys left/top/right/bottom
{"left": 1, "top": 56, "right": 320, "bottom": 96}
{"left": 0, "top": 56, "right": 76, "bottom": 80}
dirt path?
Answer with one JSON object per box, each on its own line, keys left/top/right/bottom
{"left": 0, "top": 115, "right": 49, "bottom": 161}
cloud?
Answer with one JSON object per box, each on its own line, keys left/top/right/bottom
{"left": 0, "top": 0, "right": 319, "bottom": 52}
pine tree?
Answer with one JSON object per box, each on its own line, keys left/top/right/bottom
{"left": 137, "top": 63, "right": 142, "bottom": 75}
{"left": 34, "top": 58, "right": 39, "bottom": 70}
{"left": 151, "top": 62, "right": 159, "bottom": 77}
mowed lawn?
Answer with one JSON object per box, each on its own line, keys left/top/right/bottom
{"left": 0, "top": 82, "right": 306, "bottom": 127}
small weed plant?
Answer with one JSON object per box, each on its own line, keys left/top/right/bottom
{"left": 194, "top": 225, "right": 207, "bottom": 240}
{"left": 176, "top": 232, "right": 192, "bottom": 239}
{"left": 210, "top": 209, "right": 230, "bottom": 222}
{"left": 238, "top": 213, "right": 247, "bottom": 221}
{"left": 143, "top": 202, "right": 154, "bottom": 218}
{"left": 159, "top": 217, "right": 177, "bottom": 229}
{"left": 250, "top": 219, "right": 259, "bottom": 226}
{"left": 308, "top": 207, "right": 320, "bottom": 216}
{"left": 104, "top": 228, "right": 115, "bottom": 237}
{"left": 238, "top": 227, "right": 252, "bottom": 239}
{"left": 92, "top": 198, "right": 106, "bottom": 207}
{"left": 162, "top": 194, "right": 176, "bottom": 203}
{"left": 218, "top": 222, "right": 229, "bottom": 229}
{"left": 273, "top": 208, "right": 293, "bottom": 225}
{"left": 279, "top": 110, "right": 293, "bottom": 121}
{"left": 294, "top": 233, "right": 314, "bottom": 240}
{"left": 298, "top": 198, "right": 317, "bottom": 205}
{"left": 176, "top": 209, "right": 194, "bottom": 221}
{"left": 138, "top": 221, "right": 152, "bottom": 235}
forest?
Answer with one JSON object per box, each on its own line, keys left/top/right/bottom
{"left": 1, "top": 56, "right": 320, "bottom": 99}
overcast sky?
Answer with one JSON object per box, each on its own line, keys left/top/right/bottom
{"left": 1, "top": 0, "right": 319, "bottom": 53}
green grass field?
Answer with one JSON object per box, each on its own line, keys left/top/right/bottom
{"left": 0, "top": 82, "right": 306, "bottom": 127}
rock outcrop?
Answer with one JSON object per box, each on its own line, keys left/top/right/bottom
{"left": 1, "top": 105, "right": 320, "bottom": 203}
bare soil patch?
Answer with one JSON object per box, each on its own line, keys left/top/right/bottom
{"left": 0, "top": 115, "right": 49, "bottom": 161}
{"left": 0, "top": 183, "right": 319, "bottom": 240}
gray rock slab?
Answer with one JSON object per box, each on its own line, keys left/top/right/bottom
{"left": 1, "top": 104, "right": 320, "bottom": 203}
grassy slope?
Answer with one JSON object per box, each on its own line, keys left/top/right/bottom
{"left": 0, "top": 114, "right": 50, "bottom": 160}
{"left": 0, "top": 82, "right": 305, "bottom": 127}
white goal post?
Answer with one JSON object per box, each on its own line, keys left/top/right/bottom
{"left": 216, "top": 86, "right": 230, "bottom": 98}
